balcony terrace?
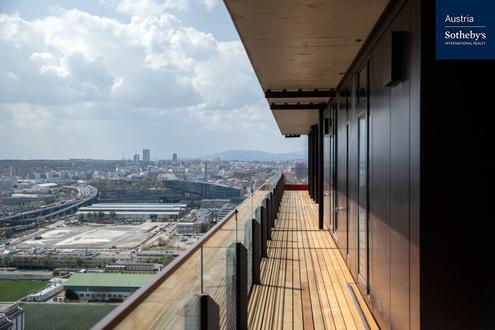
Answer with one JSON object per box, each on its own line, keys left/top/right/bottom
{"left": 94, "top": 175, "right": 377, "bottom": 329}
{"left": 249, "top": 191, "right": 377, "bottom": 329}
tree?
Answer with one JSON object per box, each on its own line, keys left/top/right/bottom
{"left": 1, "top": 256, "right": 11, "bottom": 267}
{"left": 75, "top": 258, "right": 84, "bottom": 266}
{"left": 36, "top": 217, "right": 45, "bottom": 226}
{"left": 162, "top": 255, "right": 175, "bottom": 266}
{"left": 52, "top": 269, "right": 60, "bottom": 276}
{"left": 42, "top": 256, "right": 54, "bottom": 269}
{"left": 109, "top": 211, "right": 117, "bottom": 219}
{"left": 77, "top": 214, "right": 85, "bottom": 221}
{"left": 201, "top": 221, "right": 215, "bottom": 233}
{"left": 97, "top": 211, "right": 105, "bottom": 219}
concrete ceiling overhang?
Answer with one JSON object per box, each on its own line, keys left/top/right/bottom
{"left": 224, "top": 0, "right": 388, "bottom": 135}
{"left": 272, "top": 109, "right": 320, "bottom": 135}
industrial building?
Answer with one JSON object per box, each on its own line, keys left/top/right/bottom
{"left": 77, "top": 203, "right": 187, "bottom": 220}
{"left": 97, "top": 180, "right": 242, "bottom": 207}
{"left": 64, "top": 273, "right": 154, "bottom": 302}
{"left": 161, "top": 180, "right": 241, "bottom": 200}
{"left": 0, "top": 303, "right": 24, "bottom": 330}
{"left": 135, "top": 250, "right": 178, "bottom": 261}
{"left": 25, "top": 278, "right": 65, "bottom": 302}
{"left": 176, "top": 222, "right": 203, "bottom": 235}
{"left": 104, "top": 263, "right": 162, "bottom": 272}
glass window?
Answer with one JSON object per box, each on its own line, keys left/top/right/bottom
{"left": 358, "top": 116, "right": 368, "bottom": 289}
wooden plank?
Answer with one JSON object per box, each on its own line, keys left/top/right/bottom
{"left": 263, "top": 228, "right": 282, "bottom": 329}
{"left": 299, "top": 197, "right": 325, "bottom": 329}
{"left": 314, "top": 231, "right": 361, "bottom": 329}
{"left": 317, "top": 233, "right": 360, "bottom": 330}
{"left": 282, "top": 208, "right": 294, "bottom": 329}
{"left": 274, "top": 223, "right": 288, "bottom": 329}
{"left": 292, "top": 213, "right": 303, "bottom": 330}
{"left": 248, "top": 191, "right": 377, "bottom": 330}
{"left": 297, "top": 210, "right": 315, "bottom": 329}
{"left": 314, "top": 244, "right": 347, "bottom": 329}
{"left": 303, "top": 216, "right": 335, "bottom": 329}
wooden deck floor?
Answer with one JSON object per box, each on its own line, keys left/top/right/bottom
{"left": 248, "top": 191, "right": 375, "bottom": 330}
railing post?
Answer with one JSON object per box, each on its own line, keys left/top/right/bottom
{"left": 269, "top": 192, "right": 275, "bottom": 227}
{"left": 252, "top": 213, "right": 261, "bottom": 285}
{"left": 264, "top": 198, "right": 272, "bottom": 240}
{"left": 236, "top": 243, "right": 248, "bottom": 330}
{"left": 226, "top": 243, "right": 248, "bottom": 330}
{"left": 259, "top": 205, "right": 268, "bottom": 258}
{"left": 200, "top": 294, "right": 219, "bottom": 330}
{"left": 275, "top": 179, "right": 281, "bottom": 211}
{"left": 185, "top": 294, "right": 219, "bottom": 330}
{"left": 244, "top": 217, "right": 254, "bottom": 294}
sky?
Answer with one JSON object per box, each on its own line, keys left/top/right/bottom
{"left": 0, "top": 0, "right": 306, "bottom": 160}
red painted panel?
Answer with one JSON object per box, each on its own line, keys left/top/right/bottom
{"left": 284, "top": 184, "right": 308, "bottom": 191}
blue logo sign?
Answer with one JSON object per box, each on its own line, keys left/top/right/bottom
{"left": 436, "top": 0, "right": 495, "bottom": 60}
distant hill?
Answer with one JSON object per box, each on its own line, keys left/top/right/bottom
{"left": 201, "top": 150, "right": 306, "bottom": 161}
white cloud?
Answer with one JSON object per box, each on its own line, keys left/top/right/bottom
{"left": 0, "top": 6, "right": 305, "bottom": 158}
{"left": 30, "top": 52, "right": 57, "bottom": 65}
{"left": 101, "top": 0, "right": 189, "bottom": 16}
{"left": 192, "top": 41, "right": 262, "bottom": 108}
{"left": 200, "top": 0, "right": 220, "bottom": 11}
{"left": 101, "top": 0, "right": 218, "bottom": 16}
{"left": 6, "top": 103, "right": 53, "bottom": 128}
{"left": 0, "top": 9, "right": 261, "bottom": 106}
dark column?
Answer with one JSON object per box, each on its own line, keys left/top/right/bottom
{"left": 226, "top": 243, "right": 248, "bottom": 330}
{"left": 185, "top": 294, "right": 220, "bottom": 330}
{"left": 316, "top": 124, "right": 319, "bottom": 203}
{"left": 200, "top": 294, "right": 220, "bottom": 330}
{"left": 311, "top": 124, "right": 319, "bottom": 202}
{"left": 244, "top": 217, "right": 253, "bottom": 295}
{"left": 318, "top": 107, "right": 325, "bottom": 229}
{"left": 259, "top": 205, "right": 268, "bottom": 258}
{"left": 264, "top": 198, "right": 272, "bottom": 240}
{"left": 235, "top": 243, "right": 248, "bottom": 330}
{"left": 308, "top": 129, "right": 313, "bottom": 198}
{"left": 269, "top": 191, "right": 275, "bottom": 227}
{"left": 252, "top": 218, "right": 261, "bottom": 285}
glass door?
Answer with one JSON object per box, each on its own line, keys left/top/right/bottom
{"left": 357, "top": 62, "right": 369, "bottom": 292}
{"left": 357, "top": 115, "right": 368, "bottom": 290}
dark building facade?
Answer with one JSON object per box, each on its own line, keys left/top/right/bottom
{"left": 98, "top": 180, "right": 242, "bottom": 206}
{"left": 226, "top": 0, "right": 495, "bottom": 328}
{"left": 161, "top": 180, "right": 241, "bottom": 200}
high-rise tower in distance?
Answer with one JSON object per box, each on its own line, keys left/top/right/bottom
{"left": 172, "top": 153, "right": 177, "bottom": 164}
{"left": 142, "top": 149, "right": 150, "bottom": 162}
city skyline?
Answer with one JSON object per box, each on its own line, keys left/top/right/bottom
{"left": 0, "top": 0, "right": 306, "bottom": 159}
{"left": 0, "top": 148, "right": 307, "bottom": 161}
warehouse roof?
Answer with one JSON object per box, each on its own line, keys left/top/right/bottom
{"left": 78, "top": 203, "right": 186, "bottom": 212}
{"left": 64, "top": 273, "right": 154, "bottom": 288}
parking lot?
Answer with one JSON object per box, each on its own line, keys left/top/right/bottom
{"left": 16, "top": 223, "right": 159, "bottom": 249}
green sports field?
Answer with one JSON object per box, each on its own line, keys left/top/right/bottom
{"left": 0, "top": 279, "right": 47, "bottom": 301}
{"left": 20, "top": 303, "right": 117, "bottom": 330}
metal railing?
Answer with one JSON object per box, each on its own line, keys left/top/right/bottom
{"left": 282, "top": 166, "right": 308, "bottom": 185}
{"left": 93, "top": 173, "right": 285, "bottom": 330}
